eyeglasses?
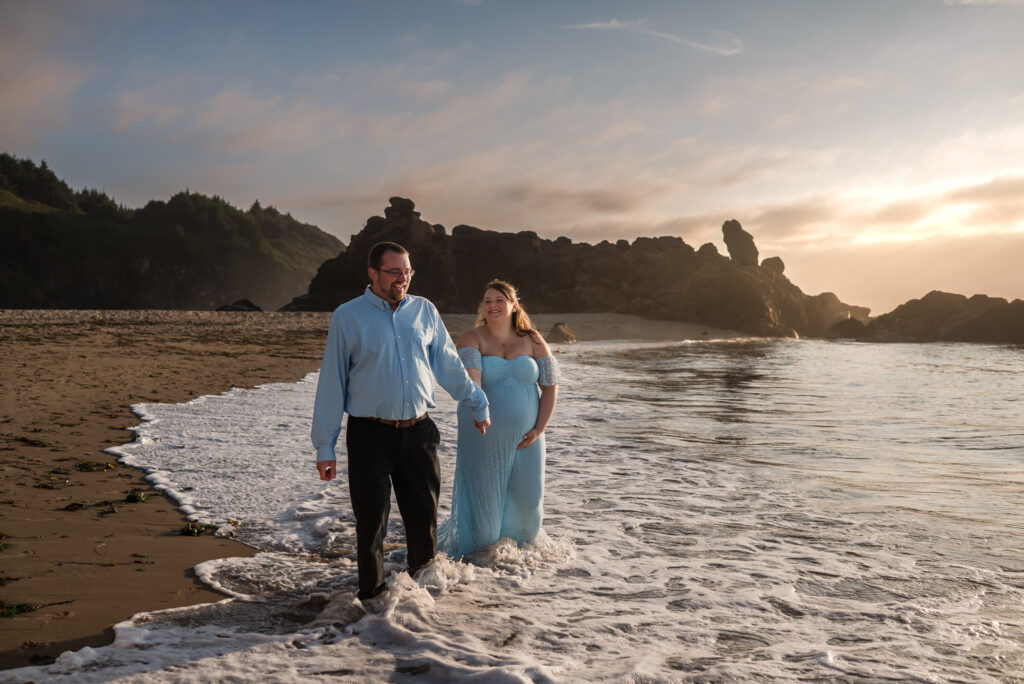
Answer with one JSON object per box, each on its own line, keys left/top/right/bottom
{"left": 374, "top": 267, "right": 415, "bottom": 278}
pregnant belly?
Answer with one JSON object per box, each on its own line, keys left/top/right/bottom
{"left": 467, "top": 383, "right": 538, "bottom": 434}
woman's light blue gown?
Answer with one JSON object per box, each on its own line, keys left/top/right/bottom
{"left": 438, "top": 354, "right": 546, "bottom": 558}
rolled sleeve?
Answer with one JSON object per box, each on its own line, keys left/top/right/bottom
{"left": 430, "top": 313, "right": 490, "bottom": 423}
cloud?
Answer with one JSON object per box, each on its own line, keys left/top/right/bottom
{"left": 494, "top": 181, "right": 659, "bottom": 215}
{"left": 942, "top": 174, "right": 1024, "bottom": 227}
{"left": 691, "top": 71, "right": 883, "bottom": 125}
{"left": 945, "top": 173, "right": 1024, "bottom": 204}
{"left": 0, "top": 6, "right": 90, "bottom": 145}
{"left": 868, "top": 198, "right": 936, "bottom": 227}
{"left": 678, "top": 146, "right": 803, "bottom": 188}
{"left": 567, "top": 19, "right": 743, "bottom": 56}
{"left": 111, "top": 61, "right": 533, "bottom": 160}
{"left": 579, "top": 120, "right": 647, "bottom": 146}
{"left": 0, "top": 59, "right": 88, "bottom": 146}
{"left": 280, "top": 141, "right": 668, "bottom": 237}
{"left": 941, "top": 0, "right": 1024, "bottom": 5}
{"left": 735, "top": 172, "right": 1024, "bottom": 250}
{"left": 785, "top": 231, "right": 1024, "bottom": 314}
{"left": 113, "top": 80, "right": 190, "bottom": 130}
{"left": 113, "top": 82, "right": 357, "bottom": 154}
{"left": 359, "top": 71, "right": 548, "bottom": 145}
{"left": 545, "top": 167, "right": 1024, "bottom": 261}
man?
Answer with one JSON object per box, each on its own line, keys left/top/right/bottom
{"left": 311, "top": 241, "right": 490, "bottom": 601}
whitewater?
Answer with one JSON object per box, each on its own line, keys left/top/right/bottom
{"left": 5, "top": 338, "right": 1023, "bottom": 683}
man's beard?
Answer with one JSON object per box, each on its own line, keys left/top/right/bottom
{"left": 388, "top": 283, "right": 407, "bottom": 301}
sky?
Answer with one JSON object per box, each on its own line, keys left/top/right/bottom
{"left": 3, "top": 0, "right": 1024, "bottom": 315}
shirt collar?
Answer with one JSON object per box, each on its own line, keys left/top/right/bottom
{"left": 363, "top": 285, "right": 410, "bottom": 312}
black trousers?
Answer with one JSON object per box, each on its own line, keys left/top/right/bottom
{"left": 345, "top": 415, "right": 441, "bottom": 599}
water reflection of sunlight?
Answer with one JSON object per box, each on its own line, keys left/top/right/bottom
{"left": 569, "top": 338, "right": 1024, "bottom": 524}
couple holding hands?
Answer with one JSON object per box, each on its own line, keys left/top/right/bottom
{"left": 311, "top": 241, "right": 560, "bottom": 601}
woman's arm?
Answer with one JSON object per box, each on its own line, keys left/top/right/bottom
{"left": 517, "top": 333, "right": 558, "bottom": 449}
{"left": 533, "top": 384, "right": 558, "bottom": 434}
{"left": 456, "top": 328, "right": 482, "bottom": 385}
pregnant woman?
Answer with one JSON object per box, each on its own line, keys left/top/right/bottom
{"left": 438, "top": 279, "right": 560, "bottom": 559}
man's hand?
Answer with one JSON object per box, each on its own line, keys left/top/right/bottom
{"left": 317, "top": 460, "right": 337, "bottom": 481}
{"left": 474, "top": 418, "right": 490, "bottom": 435}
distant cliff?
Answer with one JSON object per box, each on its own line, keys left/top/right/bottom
{"left": 829, "top": 290, "right": 1024, "bottom": 343}
{"left": 0, "top": 154, "right": 343, "bottom": 310}
{"left": 285, "top": 197, "right": 867, "bottom": 338}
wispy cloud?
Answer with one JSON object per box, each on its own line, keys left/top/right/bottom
{"left": 114, "top": 84, "right": 354, "bottom": 152}
{"left": 494, "top": 180, "right": 660, "bottom": 215}
{"left": 568, "top": 19, "right": 743, "bottom": 56}
{"left": 0, "top": 6, "right": 90, "bottom": 146}
{"left": 942, "top": 173, "right": 1024, "bottom": 227}
{"left": 725, "top": 171, "right": 1024, "bottom": 251}
{"left": 941, "top": 0, "right": 1024, "bottom": 5}
{"left": 0, "top": 57, "right": 88, "bottom": 146}
{"left": 787, "top": 230, "right": 1024, "bottom": 313}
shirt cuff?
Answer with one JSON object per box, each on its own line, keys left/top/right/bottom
{"left": 471, "top": 406, "right": 490, "bottom": 424}
{"left": 316, "top": 446, "right": 337, "bottom": 462}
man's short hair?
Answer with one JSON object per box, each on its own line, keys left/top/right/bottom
{"left": 367, "top": 242, "right": 409, "bottom": 270}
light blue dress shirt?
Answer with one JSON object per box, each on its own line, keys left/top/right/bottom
{"left": 311, "top": 286, "right": 490, "bottom": 462}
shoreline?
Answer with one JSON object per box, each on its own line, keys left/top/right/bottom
{"left": 0, "top": 310, "right": 331, "bottom": 670}
{"left": 0, "top": 309, "right": 737, "bottom": 671}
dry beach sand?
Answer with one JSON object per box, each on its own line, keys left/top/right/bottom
{"left": 0, "top": 309, "right": 736, "bottom": 670}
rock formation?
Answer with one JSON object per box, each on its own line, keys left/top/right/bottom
{"left": 217, "top": 299, "right": 262, "bottom": 311}
{"left": 827, "top": 317, "right": 869, "bottom": 339}
{"left": 722, "top": 219, "right": 759, "bottom": 267}
{"left": 284, "top": 198, "right": 867, "bottom": 338}
{"left": 808, "top": 291, "right": 872, "bottom": 337}
{"left": 848, "top": 291, "right": 1024, "bottom": 343}
{"left": 547, "top": 323, "right": 578, "bottom": 344}
{"left": 760, "top": 256, "right": 785, "bottom": 278}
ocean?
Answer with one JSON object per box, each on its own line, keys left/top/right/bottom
{"left": 6, "top": 338, "right": 1023, "bottom": 683}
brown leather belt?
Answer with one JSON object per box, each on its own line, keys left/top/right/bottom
{"left": 363, "top": 413, "right": 428, "bottom": 428}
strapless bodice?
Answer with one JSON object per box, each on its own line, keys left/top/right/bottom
{"left": 481, "top": 355, "right": 539, "bottom": 387}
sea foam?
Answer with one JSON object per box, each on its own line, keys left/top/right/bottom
{"left": 5, "top": 339, "right": 1023, "bottom": 682}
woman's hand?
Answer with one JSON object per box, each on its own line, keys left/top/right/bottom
{"left": 516, "top": 428, "right": 541, "bottom": 449}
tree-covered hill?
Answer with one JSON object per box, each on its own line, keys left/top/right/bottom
{"left": 0, "top": 153, "right": 344, "bottom": 310}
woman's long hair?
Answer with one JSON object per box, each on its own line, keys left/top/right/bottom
{"left": 475, "top": 279, "right": 537, "bottom": 336}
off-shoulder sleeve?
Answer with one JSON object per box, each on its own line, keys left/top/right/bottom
{"left": 458, "top": 346, "right": 482, "bottom": 371}
{"left": 536, "top": 355, "right": 561, "bottom": 386}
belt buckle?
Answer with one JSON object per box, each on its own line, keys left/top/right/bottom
{"left": 378, "top": 413, "right": 424, "bottom": 428}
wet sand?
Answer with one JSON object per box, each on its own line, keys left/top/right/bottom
{"left": 0, "top": 309, "right": 735, "bottom": 670}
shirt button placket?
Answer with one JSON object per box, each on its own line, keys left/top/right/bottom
{"left": 396, "top": 314, "right": 412, "bottom": 413}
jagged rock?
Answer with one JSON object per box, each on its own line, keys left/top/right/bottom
{"left": 722, "top": 219, "right": 759, "bottom": 267}
{"left": 384, "top": 196, "right": 418, "bottom": 219}
{"left": 761, "top": 256, "right": 785, "bottom": 277}
{"left": 217, "top": 299, "right": 262, "bottom": 311}
{"left": 284, "top": 198, "right": 868, "bottom": 338}
{"left": 805, "top": 292, "right": 871, "bottom": 335}
{"left": 547, "top": 323, "right": 578, "bottom": 344}
{"left": 285, "top": 197, "right": 450, "bottom": 311}
{"left": 867, "top": 291, "right": 1024, "bottom": 343}
{"left": 942, "top": 299, "right": 1024, "bottom": 342}
{"left": 826, "top": 317, "right": 869, "bottom": 339}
